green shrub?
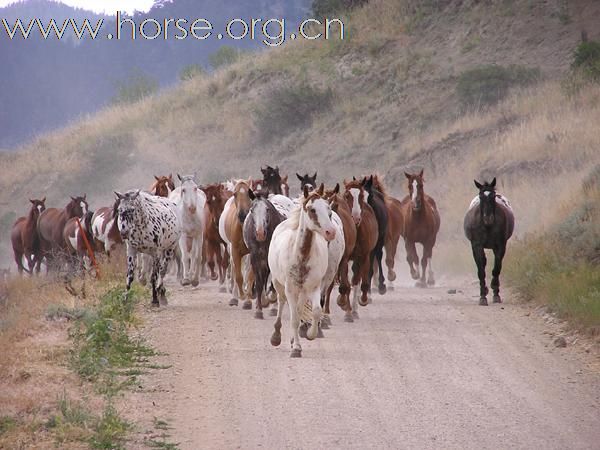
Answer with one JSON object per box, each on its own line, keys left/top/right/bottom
{"left": 456, "top": 64, "right": 541, "bottom": 108}
{"left": 179, "top": 63, "right": 205, "bottom": 81}
{"left": 112, "top": 72, "right": 158, "bottom": 105}
{"left": 572, "top": 40, "right": 600, "bottom": 82}
{"left": 208, "top": 46, "right": 242, "bottom": 70}
{"left": 254, "top": 82, "right": 334, "bottom": 142}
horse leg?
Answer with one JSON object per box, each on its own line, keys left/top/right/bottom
{"left": 125, "top": 244, "right": 137, "bottom": 292}
{"left": 307, "top": 291, "right": 322, "bottom": 341}
{"left": 190, "top": 236, "right": 201, "bottom": 287}
{"left": 359, "top": 256, "right": 371, "bottom": 307}
{"left": 270, "top": 281, "right": 285, "bottom": 346}
{"left": 158, "top": 249, "right": 174, "bottom": 306}
{"left": 491, "top": 246, "right": 506, "bottom": 303}
{"left": 385, "top": 234, "right": 400, "bottom": 283}
{"left": 425, "top": 243, "right": 435, "bottom": 286}
{"left": 254, "top": 264, "right": 265, "bottom": 320}
{"left": 472, "top": 245, "right": 488, "bottom": 305}
{"left": 405, "top": 239, "right": 419, "bottom": 280}
{"left": 288, "top": 292, "right": 302, "bottom": 357}
{"left": 376, "top": 244, "right": 386, "bottom": 295}
{"left": 230, "top": 247, "right": 244, "bottom": 306}
{"left": 336, "top": 255, "right": 351, "bottom": 312}
{"left": 150, "top": 256, "right": 160, "bottom": 307}
{"left": 179, "top": 234, "right": 192, "bottom": 286}
{"left": 416, "top": 244, "right": 429, "bottom": 288}
{"left": 13, "top": 250, "right": 25, "bottom": 276}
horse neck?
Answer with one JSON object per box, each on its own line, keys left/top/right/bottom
{"left": 292, "top": 209, "right": 314, "bottom": 257}
{"left": 26, "top": 207, "right": 39, "bottom": 227}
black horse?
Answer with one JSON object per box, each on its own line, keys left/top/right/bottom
{"left": 362, "top": 175, "right": 389, "bottom": 296}
{"left": 296, "top": 172, "right": 317, "bottom": 191}
{"left": 464, "top": 178, "right": 515, "bottom": 305}
{"left": 260, "top": 166, "right": 283, "bottom": 196}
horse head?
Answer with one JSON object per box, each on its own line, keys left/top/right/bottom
{"left": 67, "top": 194, "right": 88, "bottom": 218}
{"left": 261, "top": 165, "right": 283, "bottom": 195}
{"left": 152, "top": 174, "right": 175, "bottom": 198}
{"left": 29, "top": 197, "right": 46, "bottom": 218}
{"left": 234, "top": 180, "right": 252, "bottom": 224}
{"left": 202, "top": 183, "right": 226, "bottom": 224}
{"left": 405, "top": 170, "right": 425, "bottom": 212}
{"left": 296, "top": 172, "right": 317, "bottom": 192}
{"left": 302, "top": 183, "right": 336, "bottom": 242}
{"left": 178, "top": 174, "right": 201, "bottom": 215}
{"left": 474, "top": 177, "right": 497, "bottom": 227}
{"left": 114, "top": 190, "right": 141, "bottom": 240}
{"left": 247, "top": 189, "right": 272, "bottom": 242}
{"left": 343, "top": 179, "right": 365, "bottom": 226}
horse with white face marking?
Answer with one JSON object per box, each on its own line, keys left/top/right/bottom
{"left": 169, "top": 174, "right": 206, "bottom": 287}
{"left": 91, "top": 199, "right": 123, "bottom": 257}
{"left": 268, "top": 184, "right": 337, "bottom": 358}
{"left": 115, "top": 190, "right": 180, "bottom": 306}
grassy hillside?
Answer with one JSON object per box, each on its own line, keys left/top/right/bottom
{"left": 1, "top": 0, "right": 599, "bottom": 275}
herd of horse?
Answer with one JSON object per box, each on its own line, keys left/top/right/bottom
{"left": 10, "top": 166, "right": 514, "bottom": 357}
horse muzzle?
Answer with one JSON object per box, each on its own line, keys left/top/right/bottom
{"left": 256, "top": 228, "right": 267, "bottom": 242}
{"left": 352, "top": 215, "right": 361, "bottom": 226}
{"left": 324, "top": 228, "right": 336, "bottom": 242}
{"left": 188, "top": 206, "right": 197, "bottom": 214}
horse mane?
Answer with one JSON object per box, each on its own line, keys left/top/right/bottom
{"left": 371, "top": 174, "right": 387, "bottom": 195}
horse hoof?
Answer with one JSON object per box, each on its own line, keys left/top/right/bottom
{"left": 427, "top": 278, "right": 435, "bottom": 286}
{"left": 388, "top": 271, "right": 396, "bottom": 282}
{"left": 358, "top": 297, "right": 368, "bottom": 307}
{"left": 290, "top": 348, "right": 302, "bottom": 358}
{"left": 320, "top": 320, "right": 329, "bottom": 330}
{"left": 336, "top": 294, "right": 349, "bottom": 310}
{"left": 368, "top": 296, "right": 373, "bottom": 304}
{"left": 191, "top": 279, "right": 200, "bottom": 287}
{"left": 219, "top": 286, "right": 227, "bottom": 293}
{"left": 317, "top": 327, "right": 325, "bottom": 338}
{"left": 270, "top": 332, "right": 281, "bottom": 347}
{"left": 151, "top": 301, "right": 160, "bottom": 308}
{"left": 260, "top": 298, "right": 270, "bottom": 308}
{"left": 344, "top": 313, "right": 354, "bottom": 323}
{"left": 210, "top": 274, "right": 218, "bottom": 281}
{"left": 181, "top": 278, "right": 191, "bottom": 286}
{"left": 299, "top": 323, "right": 308, "bottom": 338}
{"left": 229, "top": 298, "right": 238, "bottom": 306}
{"left": 388, "top": 285, "right": 395, "bottom": 292}
{"left": 479, "top": 297, "right": 488, "bottom": 306}
{"left": 352, "top": 311, "right": 359, "bottom": 320}
{"left": 322, "top": 315, "right": 332, "bottom": 326}
{"left": 159, "top": 297, "right": 168, "bottom": 306}
{"left": 493, "top": 295, "right": 502, "bottom": 304}
{"left": 378, "top": 285, "right": 387, "bottom": 295}
{"left": 242, "top": 300, "right": 252, "bottom": 310}
{"left": 254, "top": 310, "right": 264, "bottom": 320}
{"left": 415, "top": 280, "right": 427, "bottom": 288}
{"left": 269, "top": 307, "right": 278, "bottom": 316}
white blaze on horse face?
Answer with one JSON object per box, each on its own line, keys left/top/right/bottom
{"left": 37, "top": 204, "right": 43, "bottom": 213}
{"left": 253, "top": 200, "right": 268, "bottom": 241}
{"left": 349, "top": 188, "right": 362, "bottom": 223}
{"left": 411, "top": 180, "right": 418, "bottom": 202}
{"left": 309, "top": 198, "right": 336, "bottom": 241}
{"left": 81, "top": 201, "right": 88, "bottom": 215}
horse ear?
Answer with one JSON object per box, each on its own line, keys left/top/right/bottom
{"left": 248, "top": 189, "right": 256, "bottom": 200}
{"left": 313, "top": 172, "right": 317, "bottom": 180}
{"left": 303, "top": 185, "right": 309, "bottom": 199}
{"left": 317, "top": 183, "right": 325, "bottom": 196}
{"left": 70, "top": 196, "right": 76, "bottom": 201}
{"left": 296, "top": 173, "right": 303, "bottom": 181}
{"left": 154, "top": 175, "right": 160, "bottom": 181}
{"left": 41, "top": 197, "right": 46, "bottom": 203}
{"left": 29, "top": 199, "right": 35, "bottom": 204}
{"left": 282, "top": 175, "right": 288, "bottom": 182}
{"left": 474, "top": 180, "right": 483, "bottom": 190}
{"left": 491, "top": 177, "right": 497, "bottom": 188}
{"left": 177, "top": 173, "right": 182, "bottom": 182}
{"left": 333, "top": 183, "right": 340, "bottom": 194}
{"left": 405, "top": 172, "right": 411, "bottom": 179}
{"left": 352, "top": 176, "right": 357, "bottom": 181}
{"left": 419, "top": 169, "right": 424, "bottom": 178}
{"left": 168, "top": 173, "right": 173, "bottom": 180}
{"left": 132, "top": 190, "right": 141, "bottom": 200}
{"left": 114, "top": 191, "right": 124, "bottom": 200}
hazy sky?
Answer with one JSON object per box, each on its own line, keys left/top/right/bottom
{"left": 0, "top": 0, "right": 155, "bottom": 14}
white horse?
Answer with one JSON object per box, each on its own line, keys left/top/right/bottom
{"left": 169, "top": 174, "right": 206, "bottom": 287}
{"left": 268, "top": 185, "right": 337, "bottom": 358}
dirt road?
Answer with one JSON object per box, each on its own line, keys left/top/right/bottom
{"left": 126, "top": 279, "right": 600, "bottom": 450}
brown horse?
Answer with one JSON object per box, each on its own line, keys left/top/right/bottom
{"left": 400, "top": 170, "right": 441, "bottom": 287}
{"left": 91, "top": 199, "right": 122, "bottom": 257}
{"left": 372, "top": 175, "right": 404, "bottom": 288}
{"left": 11, "top": 198, "right": 46, "bottom": 274}
{"left": 324, "top": 183, "right": 357, "bottom": 322}
{"left": 221, "top": 180, "right": 254, "bottom": 308}
{"left": 37, "top": 195, "right": 88, "bottom": 270}
{"left": 63, "top": 211, "right": 95, "bottom": 273}
{"left": 150, "top": 174, "right": 175, "bottom": 197}
{"left": 202, "top": 183, "right": 230, "bottom": 289}
{"left": 344, "top": 179, "right": 378, "bottom": 309}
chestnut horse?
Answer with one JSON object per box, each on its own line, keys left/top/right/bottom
{"left": 219, "top": 180, "right": 254, "bottom": 308}
{"left": 11, "top": 198, "right": 46, "bottom": 274}
{"left": 37, "top": 195, "right": 88, "bottom": 270}
{"left": 464, "top": 178, "right": 514, "bottom": 305}
{"left": 343, "top": 179, "right": 378, "bottom": 310}
{"left": 324, "top": 184, "right": 357, "bottom": 323}
{"left": 63, "top": 211, "right": 95, "bottom": 273}
{"left": 202, "top": 183, "right": 230, "bottom": 289}
{"left": 372, "top": 175, "right": 404, "bottom": 288}
{"left": 362, "top": 175, "right": 388, "bottom": 295}
{"left": 150, "top": 174, "right": 175, "bottom": 197}
{"left": 400, "top": 170, "right": 441, "bottom": 287}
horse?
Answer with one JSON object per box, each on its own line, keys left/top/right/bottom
{"left": 371, "top": 175, "right": 404, "bottom": 289}
{"left": 169, "top": 174, "right": 206, "bottom": 287}
{"left": 37, "top": 195, "right": 88, "bottom": 271}
{"left": 150, "top": 174, "right": 175, "bottom": 197}
{"left": 63, "top": 211, "right": 95, "bottom": 273}
{"left": 464, "top": 178, "right": 514, "bottom": 306}
{"left": 268, "top": 184, "right": 337, "bottom": 358}
{"left": 261, "top": 165, "right": 283, "bottom": 195}
{"left": 362, "top": 175, "right": 389, "bottom": 295}
{"left": 324, "top": 184, "right": 357, "bottom": 323}
{"left": 114, "top": 190, "right": 180, "bottom": 306}
{"left": 243, "top": 190, "right": 284, "bottom": 319}
{"left": 343, "top": 179, "right": 378, "bottom": 310}
{"left": 400, "top": 170, "right": 441, "bottom": 287}
{"left": 296, "top": 172, "right": 317, "bottom": 191}
{"left": 219, "top": 180, "right": 254, "bottom": 308}
{"left": 91, "top": 198, "right": 123, "bottom": 257}
{"left": 202, "top": 183, "right": 230, "bottom": 289}
{"left": 11, "top": 198, "right": 46, "bottom": 274}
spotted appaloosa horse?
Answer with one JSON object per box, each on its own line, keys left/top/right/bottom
{"left": 268, "top": 185, "right": 337, "bottom": 358}
{"left": 150, "top": 174, "right": 175, "bottom": 197}
{"left": 202, "top": 183, "right": 230, "bottom": 289}
{"left": 362, "top": 175, "right": 388, "bottom": 295}
{"left": 372, "top": 175, "right": 404, "bottom": 289}
{"left": 115, "top": 190, "right": 180, "bottom": 306}
{"left": 37, "top": 195, "right": 88, "bottom": 270}
{"left": 169, "top": 175, "right": 206, "bottom": 287}
{"left": 464, "top": 178, "right": 514, "bottom": 306}
{"left": 243, "top": 190, "right": 284, "bottom": 319}
{"left": 63, "top": 211, "right": 95, "bottom": 273}
{"left": 91, "top": 199, "right": 123, "bottom": 257}
{"left": 401, "top": 170, "right": 441, "bottom": 287}
{"left": 344, "top": 179, "right": 378, "bottom": 309}
{"left": 11, "top": 198, "right": 46, "bottom": 274}
{"left": 296, "top": 172, "right": 317, "bottom": 191}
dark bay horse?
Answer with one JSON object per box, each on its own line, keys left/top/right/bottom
{"left": 400, "top": 170, "right": 440, "bottom": 287}
{"left": 202, "top": 183, "right": 230, "bottom": 289}
{"left": 296, "top": 172, "right": 317, "bottom": 191}
{"left": 242, "top": 190, "right": 283, "bottom": 319}
{"left": 11, "top": 198, "right": 46, "bottom": 274}
{"left": 344, "top": 179, "right": 378, "bottom": 309}
{"left": 37, "top": 195, "right": 88, "bottom": 270}
{"left": 372, "top": 175, "right": 404, "bottom": 288}
{"left": 325, "top": 183, "right": 357, "bottom": 322}
{"left": 362, "top": 175, "right": 388, "bottom": 295}
{"left": 261, "top": 166, "right": 283, "bottom": 195}
{"left": 464, "top": 178, "right": 514, "bottom": 305}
